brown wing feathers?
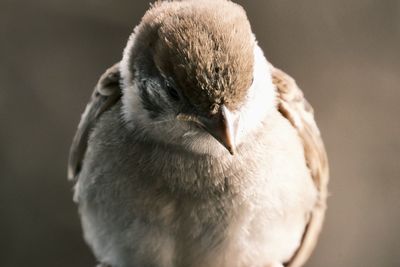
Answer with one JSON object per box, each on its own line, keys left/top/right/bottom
{"left": 271, "top": 65, "right": 329, "bottom": 267}
{"left": 67, "top": 63, "right": 121, "bottom": 181}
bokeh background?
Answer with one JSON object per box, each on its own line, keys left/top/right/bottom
{"left": 1, "top": 0, "right": 399, "bottom": 266}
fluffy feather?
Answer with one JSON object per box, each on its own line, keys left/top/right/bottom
{"left": 68, "top": 1, "right": 328, "bottom": 267}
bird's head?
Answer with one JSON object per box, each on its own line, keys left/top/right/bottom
{"left": 120, "top": 0, "right": 275, "bottom": 155}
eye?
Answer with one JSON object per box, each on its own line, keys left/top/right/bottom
{"left": 165, "top": 81, "right": 180, "bottom": 101}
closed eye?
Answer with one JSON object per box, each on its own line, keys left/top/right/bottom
{"left": 165, "top": 81, "right": 180, "bottom": 101}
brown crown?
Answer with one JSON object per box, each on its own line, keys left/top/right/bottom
{"left": 130, "top": 0, "right": 255, "bottom": 114}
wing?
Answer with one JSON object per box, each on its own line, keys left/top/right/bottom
{"left": 68, "top": 63, "right": 122, "bottom": 181}
{"left": 270, "top": 65, "right": 329, "bottom": 267}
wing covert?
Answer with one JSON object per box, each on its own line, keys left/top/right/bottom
{"left": 68, "top": 63, "right": 122, "bottom": 181}
{"left": 271, "top": 65, "right": 329, "bottom": 267}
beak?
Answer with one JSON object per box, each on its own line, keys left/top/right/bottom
{"left": 178, "top": 105, "right": 238, "bottom": 155}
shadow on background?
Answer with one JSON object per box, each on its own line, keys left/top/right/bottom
{"left": 0, "top": 1, "right": 399, "bottom": 267}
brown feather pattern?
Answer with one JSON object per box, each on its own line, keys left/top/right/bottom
{"left": 271, "top": 65, "right": 329, "bottom": 267}
{"left": 68, "top": 63, "right": 121, "bottom": 181}
{"left": 129, "top": 0, "right": 254, "bottom": 114}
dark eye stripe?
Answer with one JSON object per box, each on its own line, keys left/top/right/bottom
{"left": 140, "top": 83, "right": 163, "bottom": 119}
{"left": 166, "top": 84, "right": 180, "bottom": 101}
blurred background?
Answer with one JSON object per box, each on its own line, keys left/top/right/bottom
{"left": 1, "top": 0, "right": 399, "bottom": 266}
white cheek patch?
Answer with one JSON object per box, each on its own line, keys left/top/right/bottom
{"left": 121, "top": 83, "right": 146, "bottom": 127}
{"left": 120, "top": 31, "right": 136, "bottom": 90}
{"left": 119, "top": 31, "right": 276, "bottom": 154}
{"left": 120, "top": 30, "right": 175, "bottom": 127}
{"left": 235, "top": 44, "right": 276, "bottom": 145}
{"left": 120, "top": 31, "right": 141, "bottom": 126}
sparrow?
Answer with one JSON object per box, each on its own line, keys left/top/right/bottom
{"left": 68, "top": 1, "right": 329, "bottom": 267}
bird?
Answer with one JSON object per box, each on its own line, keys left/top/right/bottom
{"left": 68, "top": 1, "right": 329, "bottom": 267}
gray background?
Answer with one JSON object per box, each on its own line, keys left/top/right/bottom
{"left": 1, "top": 0, "right": 399, "bottom": 267}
